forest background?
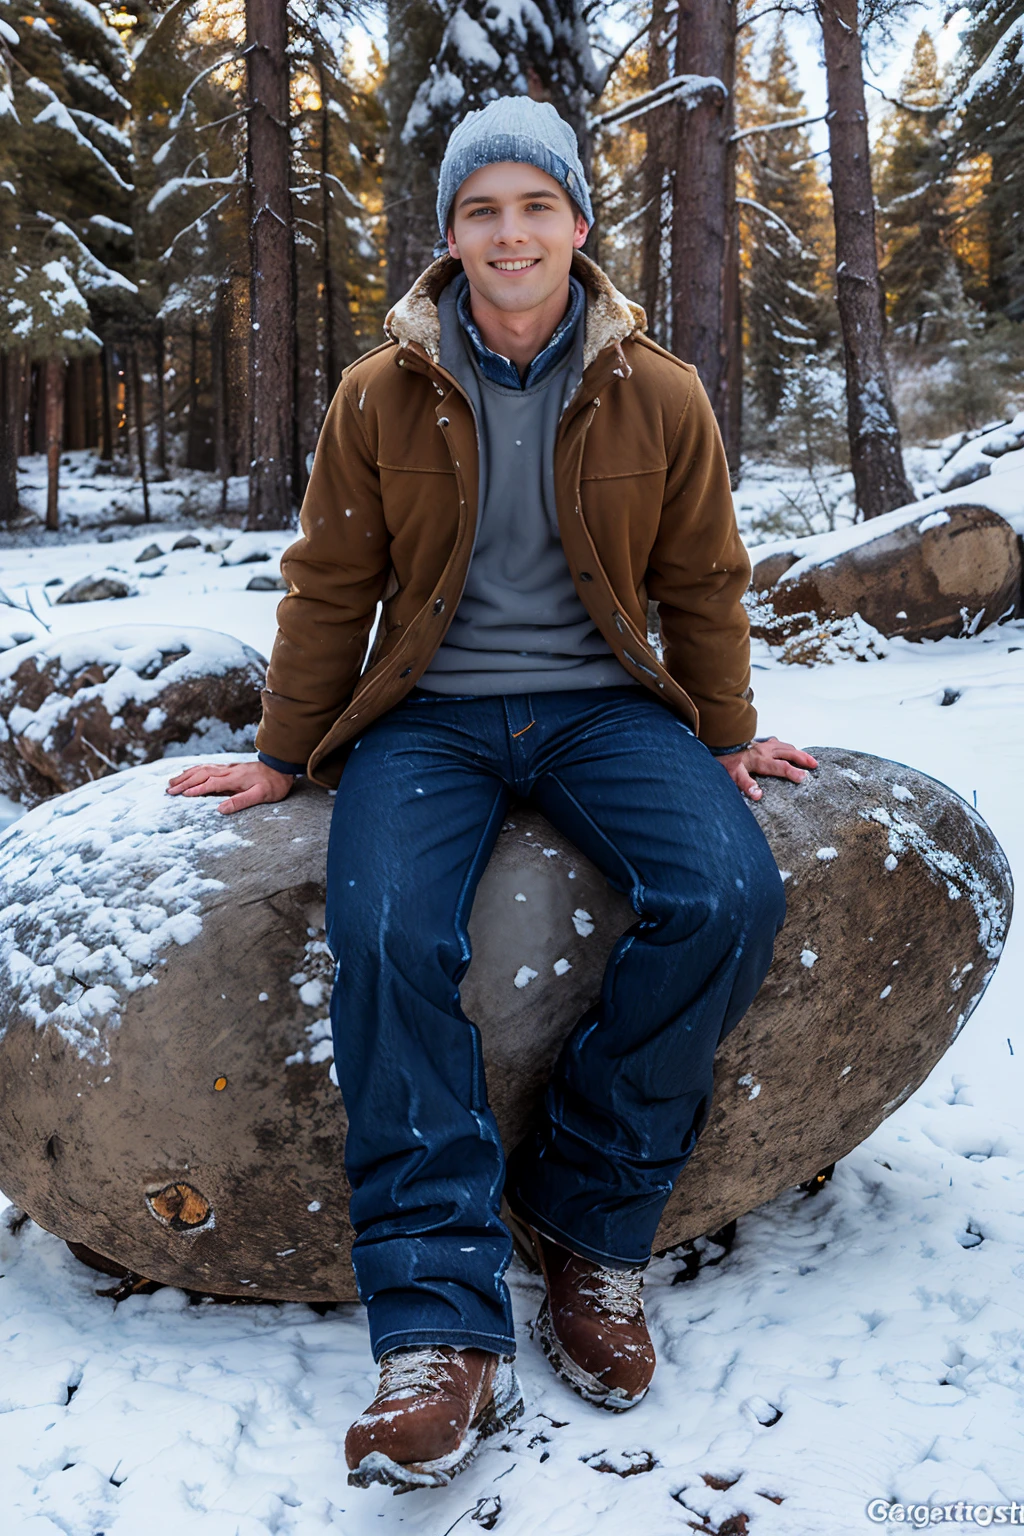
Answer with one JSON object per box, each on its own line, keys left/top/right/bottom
{"left": 1, "top": 0, "right": 1021, "bottom": 541}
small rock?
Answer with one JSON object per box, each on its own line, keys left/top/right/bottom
{"left": 44, "top": 577, "right": 64, "bottom": 588}
{"left": 581, "top": 1448, "right": 657, "bottom": 1477}
{"left": 135, "top": 543, "right": 164, "bottom": 563}
{"left": 172, "top": 534, "right": 202, "bottom": 551}
{"left": 204, "top": 538, "right": 233, "bottom": 554}
{"left": 55, "top": 573, "right": 137, "bottom": 604}
{"left": 246, "top": 574, "right": 288, "bottom": 592}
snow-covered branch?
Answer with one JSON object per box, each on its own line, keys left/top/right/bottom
{"left": 731, "top": 112, "right": 826, "bottom": 142}
{"left": 147, "top": 173, "right": 240, "bottom": 217}
{"left": 158, "top": 190, "right": 236, "bottom": 264}
{"left": 592, "top": 72, "right": 728, "bottom": 130}
{"left": 737, "top": 196, "right": 812, "bottom": 255}
{"left": 953, "top": 11, "right": 1024, "bottom": 109}
{"left": 42, "top": 217, "right": 139, "bottom": 296}
{"left": 28, "top": 80, "right": 134, "bottom": 191}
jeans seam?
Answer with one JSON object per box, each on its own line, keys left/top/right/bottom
{"left": 545, "top": 772, "right": 647, "bottom": 918}
{"left": 452, "top": 784, "right": 510, "bottom": 1122}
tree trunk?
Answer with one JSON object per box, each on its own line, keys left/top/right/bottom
{"left": 100, "top": 343, "right": 114, "bottom": 464}
{"left": 722, "top": 144, "right": 742, "bottom": 489}
{"left": 245, "top": 0, "right": 295, "bottom": 530}
{"left": 130, "top": 347, "right": 150, "bottom": 522}
{"left": 0, "top": 350, "right": 20, "bottom": 522}
{"left": 187, "top": 324, "right": 201, "bottom": 469}
{"left": 154, "top": 324, "right": 168, "bottom": 479}
{"left": 817, "top": 0, "right": 914, "bottom": 518}
{"left": 640, "top": 0, "right": 672, "bottom": 339}
{"left": 669, "top": 0, "right": 738, "bottom": 469}
{"left": 44, "top": 357, "right": 65, "bottom": 533}
{"left": 318, "top": 52, "right": 339, "bottom": 402}
{"left": 64, "top": 356, "right": 87, "bottom": 451}
{"left": 212, "top": 289, "right": 230, "bottom": 519}
{"left": 383, "top": 0, "right": 447, "bottom": 304}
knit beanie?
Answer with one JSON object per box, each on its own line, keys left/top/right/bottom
{"left": 435, "top": 96, "right": 593, "bottom": 253}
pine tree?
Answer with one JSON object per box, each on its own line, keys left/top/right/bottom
{"left": 875, "top": 30, "right": 964, "bottom": 344}
{"left": 0, "top": 0, "right": 139, "bottom": 525}
{"left": 739, "top": 18, "right": 836, "bottom": 422}
{"left": 952, "top": 0, "right": 1024, "bottom": 319}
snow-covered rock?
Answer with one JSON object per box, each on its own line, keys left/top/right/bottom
{"left": 750, "top": 502, "right": 1021, "bottom": 641}
{"left": 218, "top": 533, "right": 277, "bottom": 567}
{"left": 0, "top": 749, "right": 1009, "bottom": 1302}
{"left": 0, "top": 627, "right": 267, "bottom": 805}
{"left": 55, "top": 571, "right": 138, "bottom": 603}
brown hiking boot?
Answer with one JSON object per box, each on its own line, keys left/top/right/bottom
{"left": 505, "top": 1202, "right": 655, "bottom": 1411}
{"left": 345, "top": 1345, "right": 524, "bottom": 1492}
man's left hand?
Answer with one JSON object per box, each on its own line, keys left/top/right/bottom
{"left": 714, "top": 737, "right": 819, "bottom": 801}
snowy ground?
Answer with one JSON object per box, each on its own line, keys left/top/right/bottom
{"left": 2, "top": 449, "right": 1023, "bottom": 1534}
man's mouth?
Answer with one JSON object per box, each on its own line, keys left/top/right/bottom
{"left": 489, "top": 258, "right": 540, "bottom": 271}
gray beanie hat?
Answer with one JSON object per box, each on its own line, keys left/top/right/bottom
{"left": 435, "top": 96, "right": 593, "bottom": 251}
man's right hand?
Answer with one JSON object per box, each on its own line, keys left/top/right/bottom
{"left": 166, "top": 760, "right": 295, "bottom": 815}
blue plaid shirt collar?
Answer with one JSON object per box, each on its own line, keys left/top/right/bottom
{"left": 455, "top": 271, "right": 585, "bottom": 390}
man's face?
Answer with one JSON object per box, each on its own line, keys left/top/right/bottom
{"left": 446, "top": 161, "right": 589, "bottom": 315}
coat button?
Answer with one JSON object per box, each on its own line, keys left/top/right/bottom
{"left": 438, "top": 416, "right": 449, "bottom": 426}
{"left": 433, "top": 597, "right": 445, "bottom": 614}
{"left": 400, "top": 666, "right": 412, "bottom": 676}
{"left": 579, "top": 571, "right": 593, "bottom": 581}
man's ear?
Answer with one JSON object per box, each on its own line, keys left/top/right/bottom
{"left": 572, "top": 213, "right": 590, "bottom": 250}
{"left": 446, "top": 226, "right": 460, "bottom": 260}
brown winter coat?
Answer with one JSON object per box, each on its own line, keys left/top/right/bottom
{"left": 255, "top": 250, "right": 756, "bottom": 788}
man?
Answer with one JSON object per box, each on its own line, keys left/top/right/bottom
{"left": 168, "top": 97, "right": 817, "bottom": 1493}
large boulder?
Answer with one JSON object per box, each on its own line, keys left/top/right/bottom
{"left": 0, "top": 627, "right": 267, "bottom": 806}
{"left": 0, "top": 749, "right": 1011, "bottom": 1302}
{"left": 749, "top": 501, "right": 1021, "bottom": 642}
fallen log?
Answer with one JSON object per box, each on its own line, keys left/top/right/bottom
{"left": 749, "top": 502, "right": 1021, "bottom": 641}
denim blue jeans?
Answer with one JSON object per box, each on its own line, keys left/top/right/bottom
{"left": 325, "top": 685, "right": 786, "bottom": 1362}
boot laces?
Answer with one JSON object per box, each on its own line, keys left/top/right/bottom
{"left": 580, "top": 1265, "right": 645, "bottom": 1319}
{"left": 378, "top": 1345, "right": 454, "bottom": 1401}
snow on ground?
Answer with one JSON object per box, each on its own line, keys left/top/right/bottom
{"left": 2, "top": 459, "right": 1024, "bottom": 1535}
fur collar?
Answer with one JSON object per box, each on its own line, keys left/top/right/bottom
{"left": 384, "top": 250, "right": 647, "bottom": 373}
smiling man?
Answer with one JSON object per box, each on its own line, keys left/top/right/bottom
{"left": 167, "top": 97, "right": 816, "bottom": 1493}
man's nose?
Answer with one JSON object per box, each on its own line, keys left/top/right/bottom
{"left": 493, "top": 216, "right": 529, "bottom": 245}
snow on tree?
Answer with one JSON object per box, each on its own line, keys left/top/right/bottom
{"left": 390, "top": 0, "right": 605, "bottom": 281}
{"left": 403, "top": 0, "right": 603, "bottom": 155}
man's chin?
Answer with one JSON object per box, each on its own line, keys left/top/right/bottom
{"left": 468, "top": 274, "right": 560, "bottom": 315}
